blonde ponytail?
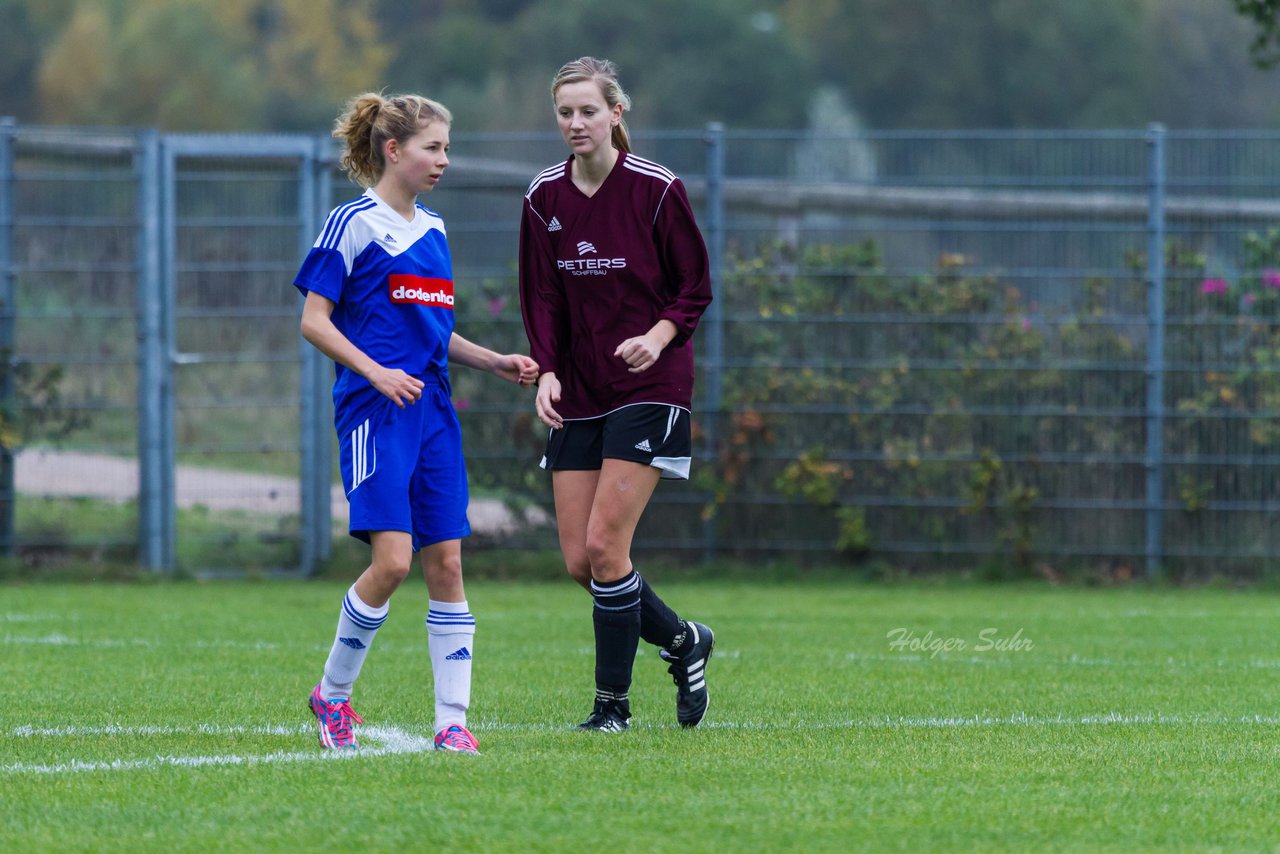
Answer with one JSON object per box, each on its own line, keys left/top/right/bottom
{"left": 332, "top": 92, "right": 453, "bottom": 186}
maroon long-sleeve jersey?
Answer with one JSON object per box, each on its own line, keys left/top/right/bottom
{"left": 519, "top": 152, "right": 713, "bottom": 420}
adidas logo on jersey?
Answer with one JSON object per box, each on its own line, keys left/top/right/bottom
{"left": 634, "top": 438, "right": 653, "bottom": 452}
{"left": 547, "top": 216, "right": 562, "bottom": 232}
{"left": 445, "top": 646, "right": 472, "bottom": 661}
{"left": 383, "top": 233, "right": 396, "bottom": 243}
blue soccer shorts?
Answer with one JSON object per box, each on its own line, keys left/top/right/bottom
{"left": 337, "top": 374, "right": 471, "bottom": 550}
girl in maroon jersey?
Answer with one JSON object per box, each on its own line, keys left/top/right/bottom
{"left": 518, "top": 56, "right": 716, "bottom": 732}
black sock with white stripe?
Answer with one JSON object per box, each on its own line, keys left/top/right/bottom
{"left": 591, "top": 570, "right": 642, "bottom": 698}
{"left": 594, "top": 686, "right": 631, "bottom": 717}
{"left": 636, "top": 571, "right": 685, "bottom": 651}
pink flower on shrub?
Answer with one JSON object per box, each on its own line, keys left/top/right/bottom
{"left": 1200, "top": 277, "right": 1229, "bottom": 295}
{"left": 1262, "top": 269, "right": 1280, "bottom": 289}
{"left": 487, "top": 296, "right": 507, "bottom": 317}
{"left": 1244, "top": 293, "right": 1258, "bottom": 307}
{"left": 455, "top": 397, "right": 471, "bottom": 412}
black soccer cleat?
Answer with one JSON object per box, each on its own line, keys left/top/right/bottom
{"left": 576, "top": 697, "right": 631, "bottom": 733}
{"left": 660, "top": 621, "right": 715, "bottom": 728}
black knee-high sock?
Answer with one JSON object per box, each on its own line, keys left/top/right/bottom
{"left": 637, "top": 571, "right": 685, "bottom": 651}
{"left": 591, "top": 571, "right": 642, "bottom": 697}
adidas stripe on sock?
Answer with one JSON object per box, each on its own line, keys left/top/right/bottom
{"left": 427, "top": 599, "right": 476, "bottom": 731}
{"left": 591, "top": 571, "right": 642, "bottom": 693}
{"left": 591, "top": 571, "right": 642, "bottom": 612}
{"left": 321, "top": 584, "right": 388, "bottom": 699}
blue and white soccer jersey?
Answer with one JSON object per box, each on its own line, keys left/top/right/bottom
{"left": 295, "top": 188, "right": 457, "bottom": 412}
{"left": 294, "top": 189, "right": 470, "bottom": 548}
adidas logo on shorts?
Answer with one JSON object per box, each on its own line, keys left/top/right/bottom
{"left": 634, "top": 438, "right": 653, "bottom": 452}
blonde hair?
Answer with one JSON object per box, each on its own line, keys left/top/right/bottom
{"left": 551, "top": 57, "right": 632, "bottom": 154}
{"left": 332, "top": 92, "right": 452, "bottom": 186}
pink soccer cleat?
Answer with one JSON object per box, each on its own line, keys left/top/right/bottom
{"left": 308, "top": 683, "right": 364, "bottom": 750}
{"left": 434, "top": 724, "right": 480, "bottom": 754}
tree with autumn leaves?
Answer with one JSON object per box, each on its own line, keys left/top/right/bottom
{"left": 2, "top": 0, "right": 1279, "bottom": 133}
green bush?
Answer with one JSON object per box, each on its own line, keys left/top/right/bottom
{"left": 688, "top": 230, "right": 1280, "bottom": 577}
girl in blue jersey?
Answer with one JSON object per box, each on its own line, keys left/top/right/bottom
{"left": 296, "top": 92, "right": 538, "bottom": 753}
{"left": 519, "top": 58, "right": 716, "bottom": 733}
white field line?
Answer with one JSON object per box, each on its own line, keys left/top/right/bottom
{"left": 1, "top": 724, "right": 433, "bottom": 776}
{"left": 844, "top": 650, "right": 1280, "bottom": 669}
{"left": 1, "top": 634, "right": 344, "bottom": 654}
{"left": 0, "top": 612, "right": 60, "bottom": 623}
{"left": 717, "top": 713, "right": 1280, "bottom": 728}
{"left": 7, "top": 712, "right": 1279, "bottom": 778}
{"left": 462, "top": 713, "right": 1280, "bottom": 732}
{"left": 11, "top": 633, "right": 1280, "bottom": 672}
{"left": 1, "top": 634, "right": 471, "bottom": 656}
{"left": 14, "top": 724, "right": 309, "bottom": 737}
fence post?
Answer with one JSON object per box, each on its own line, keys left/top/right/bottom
{"left": 137, "top": 130, "right": 173, "bottom": 571}
{"left": 1144, "top": 124, "right": 1167, "bottom": 578}
{"left": 299, "top": 134, "right": 333, "bottom": 574}
{"left": 315, "top": 144, "right": 334, "bottom": 564}
{"left": 702, "top": 122, "right": 726, "bottom": 561}
{"left": 0, "top": 118, "right": 15, "bottom": 556}
{"left": 298, "top": 139, "right": 318, "bottom": 575}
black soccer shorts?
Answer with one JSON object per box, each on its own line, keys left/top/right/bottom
{"left": 541, "top": 403, "right": 692, "bottom": 480}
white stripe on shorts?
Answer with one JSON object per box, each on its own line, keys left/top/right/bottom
{"left": 651, "top": 455, "right": 691, "bottom": 480}
{"left": 348, "top": 418, "right": 377, "bottom": 494}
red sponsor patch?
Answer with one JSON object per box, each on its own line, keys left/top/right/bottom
{"left": 389, "top": 275, "right": 455, "bottom": 309}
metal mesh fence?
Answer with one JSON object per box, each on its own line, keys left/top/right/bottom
{"left": 711, "top": 131, "right": 1157, "bottom": 568}
{"left": 7, "top": 127, "right": 140, "bottom": 562}
{"left": 3, "top": 123, "right": 1279, "bottom": 576}
{"left": 1161, "top": 133, "right": 1280, "bottom": 572}
{"left": 167, "top": 146, "right": 313, "bottom": 572}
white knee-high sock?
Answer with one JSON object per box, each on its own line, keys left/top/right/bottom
{"left": 320, "top": 584, "right": 388, "bottom": 700}
{"left": 426, "top": 599, "right": 475, "bottom": 731}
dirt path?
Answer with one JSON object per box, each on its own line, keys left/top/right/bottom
{"left": 15, "top": 449, "right": 547, "bottom": 535}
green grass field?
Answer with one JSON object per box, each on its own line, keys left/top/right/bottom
{"left": 4, "top": 576, "right": 1280, "bottom": 851}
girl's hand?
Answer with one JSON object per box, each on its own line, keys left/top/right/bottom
{"left": 494, "top": 354, "right": 540, "bottom": 387}
{"left": 369, "top": 366, "right": 424, "bottom": 408}
{"left": 614, "top": 332, "right": 665, "bottom": 373}
{"left": 535, "top": 373, "right": 564, "bottom": 429}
